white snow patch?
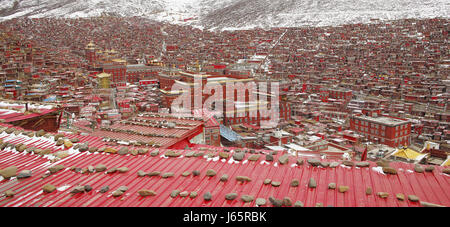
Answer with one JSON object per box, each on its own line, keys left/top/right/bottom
{"left": 57, "top": 185, "right": 71, "bottom": 191}
{"left": 259, "top": 160, "right": 270, "bottom": 165}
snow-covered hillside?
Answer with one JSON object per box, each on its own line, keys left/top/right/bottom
{"left": 201, "top": 0, "right": 450, "bottom": 30}
{"left": 0, "top": 0, "right": 448, "bottom": 30}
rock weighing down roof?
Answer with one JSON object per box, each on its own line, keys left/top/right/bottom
{"left": 0, "top": 124, "right": 449, "bottom": 207}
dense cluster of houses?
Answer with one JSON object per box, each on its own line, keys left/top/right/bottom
{"left": 0, "top": 16, "right": 448, "bottom": 167}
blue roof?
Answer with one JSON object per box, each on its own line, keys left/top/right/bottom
{"left": 5, "top": 80, "right": 21, "bottom": 83}
{"left": 220, "top": 124, "right": 240, "bottom": 142}
{"left": 4, "top": 85, "right": 20, "bottom": 88}
{"left": 43, "top": 97, "right": 57, "bottom": 102}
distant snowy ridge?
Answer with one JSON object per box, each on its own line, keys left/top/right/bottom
{"left": 0, "top": 0, "right": 448, "bottom": 30}
{"left": 201, "top": 0, "right": 450, "bottom": 30}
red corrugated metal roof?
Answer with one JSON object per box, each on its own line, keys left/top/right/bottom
{"left": 90, "top": 130, "right": 179, "bottom": 147}
{"left": 0, "top": 112, "right": 23, "bottom": 120}
{"left": 87, "top": 116, "right": 204, "bottom": 148}
{"left": 0, "top": 123, "right": 448, "bottom": 207}
{"left": 0, "top": 123, "right": 126, "bottom": 155}
{"left": 1, "top": 145, "right": 449, "bottom": 207}
{"left": 204, "top": 117, "right": 220, "bottom": 128}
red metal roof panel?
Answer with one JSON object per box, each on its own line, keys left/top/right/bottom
{"left": 0, "top": 124, "right": 448, "bottom": 207}
{"left": 0, "top": 112, "right": 23, "bottom": 120}
{"left": 3, "top": 109, "right": 58, "bottom": 123}
{"left": 1, "top": 148, "right": 449, "bottom": 207}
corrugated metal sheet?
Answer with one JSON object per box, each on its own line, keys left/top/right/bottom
{"left": 0, "top": 124, "right": 138, "bottom": 155}
{"left": 87, "top": 116, "right": 204, "bottom": 148}
{"left": 0, "top": 109, "right": 58, "bottom": 123}
{"left": 0, "top": 150, "right": 55, "bottom": 207}
{"left": 220, "top": 125, "right": 240, "bottom": 142}
{"left": 4, "top": 109, "right": 58, "bottom": 123}
{"left": 0, "top": 112, "right": 23, "bottom": 120}
{"left": 1, "top": 145, "right": 449, "bottom": 207}
{"left": 0, "top": 123, "right": 448, "bottom": 207}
